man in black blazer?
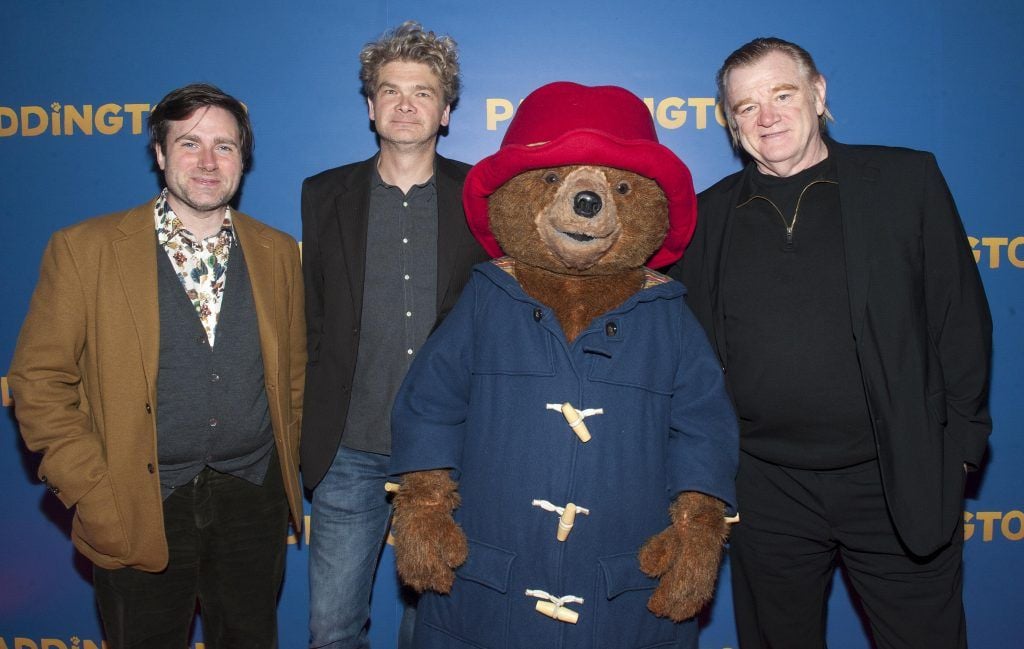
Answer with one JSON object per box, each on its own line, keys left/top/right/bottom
{"left": 670, "top": 37, "right": 991, "bottom": 649}
{"left": 300, "top": 21, "right": 488, "bottom": 649}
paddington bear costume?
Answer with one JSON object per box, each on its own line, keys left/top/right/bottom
{"left": 388, "top": 82, "right": 738, "bottom": 649}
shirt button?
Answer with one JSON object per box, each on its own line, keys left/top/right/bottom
{"left": 404, "top": 274, "right": 410, "bottom": 280}
{"left": 405, "top": 311, "right": 412, "bottom": 317}
{"left": 209, "top": 417, "right": 218, "bottom": 427}
{"left": 403, "top": 201, "right": 409, "bottom": 208}
{"left": 210, "top": 373, "right": 220, "bottom": 383}
{"left": 402, "top": 237, "right": 409, "bottom": 244}
{"left": 407, "top": 349, "right": 414, "bottom": 355}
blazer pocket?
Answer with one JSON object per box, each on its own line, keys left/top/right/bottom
{"left": 72, "top": 474, "right": 129, "bottom": 560}
{"left": 420, "top": 538, "right": 515, "bottom": 648}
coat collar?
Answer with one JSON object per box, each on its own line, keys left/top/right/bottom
{"left": 829, "top": 138, "right": 880, "bottom": 340}
{"left": 233, "top": 210, "right": 278, "bottom": 387}
{"left": 113, "top": 200, "right": 161, "bottom": 388}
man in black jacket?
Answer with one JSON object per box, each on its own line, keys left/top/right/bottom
{"left": 670, "top": 37, "right": 991, "bottom": 649}
{"left": 300, "top": 21, "right": 488, "bottom": 649}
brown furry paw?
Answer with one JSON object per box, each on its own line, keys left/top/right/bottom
{"left": 638, "top": 491, "right": 729, "bottom": 621}
{"left": 392, "top": 469, "right": 468, "bottom": 593}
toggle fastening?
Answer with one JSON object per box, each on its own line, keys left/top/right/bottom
{"left": 526, "top": 589, "right": 584, "bottom": 624}
{"left": 532, "top": 499, "right": 590, "bottom": 541}
{"left": 546, "top": 402, "right": 603, "bottom": 442}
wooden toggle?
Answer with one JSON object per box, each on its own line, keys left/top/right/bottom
{"left": 535, "top": 600, "right": 580, "bottom": 624}
{"left": 557, "top": 503, "right": 577, "bottom": 542}
{"left": 560, "top": 403, "right": 591, "bottom": 443}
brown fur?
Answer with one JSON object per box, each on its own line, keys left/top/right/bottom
{"left": 638, "top": 491, "right": 729, "bottom": 621}
{"left": 394, "top": 164, "right": 725, "bottom": 610}
{"left": 515, "top": 263, "right": 644, "bottom": 342}
{"left": 490, "top": 166, "right": 668, "bottom": 276}
{"left": 391, "top": 469, "right": 467, "bottom": 593}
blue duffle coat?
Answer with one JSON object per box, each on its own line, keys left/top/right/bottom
{"left": 390, "top": 259, "right": 738, "bottom": 649}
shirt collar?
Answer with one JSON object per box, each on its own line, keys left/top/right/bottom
{"left": 737, "top": 140, "right": 837, "bottom": 206}
{"left": 154, "top": 188, "right": 234, "bottom": 243}
{"left": 371, "top": 155, "right": 438, "bottom": 191}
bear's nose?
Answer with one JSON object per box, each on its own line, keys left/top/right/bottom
{"left": 573, "top": 191, "right": 603, "bottom": 218}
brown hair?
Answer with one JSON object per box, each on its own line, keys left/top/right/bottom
{"left": 148, "top": 83, "right": 254, "bottom": 167}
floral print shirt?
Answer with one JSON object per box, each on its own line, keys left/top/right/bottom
{"left": 154, "top": 189, "right": 234, "bottom": 346}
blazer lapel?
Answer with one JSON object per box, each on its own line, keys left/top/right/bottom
{"left": 113, "top": 201, "right": 160, "bottom": 391}
{"left": 706, "top": 169, "right": 747, "bottom": 365}
{"left": 833, "top": 143, "right": 879, "bottom": 341}
{"left": 336, "top": 159, "right": 373, "bottom": 318}
{"left": 434, "top": 156, "right": 462, "bottom": 314}
{"left": 234, "top": 213, "right": 279, "bottom": 386}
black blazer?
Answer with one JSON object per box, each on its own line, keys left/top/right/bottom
{"left": 299, "top": 154, "right": 489, "bottom": 489}
{"left": 671, "top": 139, "right": 992, "bottom": 556}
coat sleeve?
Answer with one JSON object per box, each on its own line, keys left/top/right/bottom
{"left": 920, "top": 154, "right": 993, "bottom": 467}
{"left": 9, "top": 231, "right": 107, "bottom": 509}
{"left": 665, "top": 299, "right": 739, "bottom": 513}
{"left": 389, "top": 274, "right": 479, "bottom": 478}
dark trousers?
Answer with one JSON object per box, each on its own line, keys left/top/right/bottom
{"left": 730, "top": 452, "right": 966, "bottom": 649}
{"left": 94, "top": 456, "right": 289, "bottom": 649}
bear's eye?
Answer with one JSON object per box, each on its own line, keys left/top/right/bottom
{"left": 616, "top": 181, "right": 631, "bottom": 195}
{"left": 543, "top": 172, "right": 560, "bottom": 185}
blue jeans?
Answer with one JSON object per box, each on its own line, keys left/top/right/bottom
{"left": 309, "top": 445, "right": 414, "bottom": 649}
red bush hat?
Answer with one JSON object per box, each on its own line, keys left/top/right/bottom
{"left": 463, "top": 81, "right": 697, "bottom": 269}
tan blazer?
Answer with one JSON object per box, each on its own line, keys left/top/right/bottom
{"left": 10, "top": 198, "right": 306, "bottom": 571}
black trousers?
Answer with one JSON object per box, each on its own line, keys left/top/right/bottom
{"left": 93, "top": 456, "right": 288, "bottom": 649}
{"left": 729, "top": 452, "right": 966, "bottom": 649}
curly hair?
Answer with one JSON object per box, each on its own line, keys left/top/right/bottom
{"left": 359, "top": 21, "right": 461, "bottom": 108}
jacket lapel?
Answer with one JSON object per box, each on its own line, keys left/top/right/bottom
{"left": 435, "top": 155, "right": 461, "bottom": 313}
{"left": 336, "top": 159, "right": 373, "bottom": 318}
{"left": 113, "top": 201, "right": 160, "bottom": 391}
{"left": 234, "top": 213, "right": 279, "bottom": 386}
{"left": 832, "top": 142, "right": 878, "bottom": 341}
{"left": 706, "top": 170, "right": 747, "bottom": 365}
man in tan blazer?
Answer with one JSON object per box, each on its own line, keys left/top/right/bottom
{"left": 10, "top": 83, "right": 305, "bottom": 649}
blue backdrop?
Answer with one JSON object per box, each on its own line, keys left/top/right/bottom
{"left": 2, "top": 2, "right": 1020, "bottom": 648}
